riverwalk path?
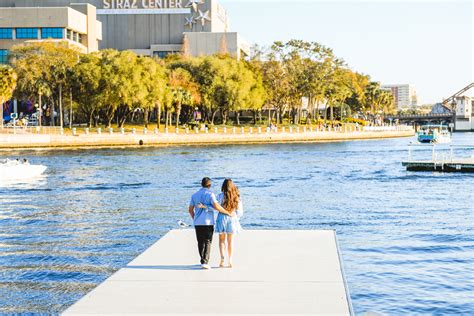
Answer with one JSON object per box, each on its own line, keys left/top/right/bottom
{"left": 1, "top": 125, "right": 413, "bottom": 149}
{"left": 62, "top": 230, "right": 352, "bottom": 315}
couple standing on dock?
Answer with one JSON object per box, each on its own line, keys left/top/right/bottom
{"left": 188, "top": 177, "right": 244, "bottom": 269}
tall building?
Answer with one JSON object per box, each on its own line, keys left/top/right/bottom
{"left": 0, "top": 0, "right": 249, "bottom": 59}
{"left": 0, "top": 3, "right": 102, "bottom": 62}
{"left": 381, "top": 84, "right": 418, "bottom": 110}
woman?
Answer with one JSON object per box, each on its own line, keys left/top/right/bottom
{"left": 215, "top": 179, "right": 243, "bottom": 268}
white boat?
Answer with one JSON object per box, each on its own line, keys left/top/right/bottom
{"left": 0, "top": 159, "right": 47, "bottom": 180}
{"left": 417, "top": 125, "right": 452, "bottom": 144}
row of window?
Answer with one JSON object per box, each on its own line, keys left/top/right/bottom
{"left": 66, "top": 29, "right": 82, "bottom": 43}
{"left": 42, "top": 28, "right": 64, "bottom": 39}
{"left": 0, "top": 28, "right": 65, "bottom": 40}
{"left": 0, "top": 50, "right": 8, "bottom": 65}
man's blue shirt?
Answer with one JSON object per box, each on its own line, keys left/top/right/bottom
{"left": 189, "top": 188, "right": 218, "bottom": 226}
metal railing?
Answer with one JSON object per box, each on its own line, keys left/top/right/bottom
{"left": 0, "top": 126, "right": 63, "bottom": 135}
{"left": 407, "top": 144, "right": 474, "bottom": 163}
{"left": 0, "top": 124, "right": 413, "bottom": 137}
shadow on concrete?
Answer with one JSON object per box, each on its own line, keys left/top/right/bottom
{"left": 125, "top": 265, "right": 203, "bottom": 271}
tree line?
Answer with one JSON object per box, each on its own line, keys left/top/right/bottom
{"left": 0, "top": 40, "right": 395, "bottom": 128}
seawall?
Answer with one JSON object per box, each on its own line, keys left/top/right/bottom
{"left": 0, "top": 128, "right": 414, "bottom": 150}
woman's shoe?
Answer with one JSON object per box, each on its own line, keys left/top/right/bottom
{"left": 228, "top": 262, "right": 233, "bottom": 268}
{"left": 219, "top": 258, "right": 225, "bottom": 268}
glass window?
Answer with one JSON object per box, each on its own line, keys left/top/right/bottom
{"left": 0, "top": 28, "right": 13, "bottom": 39}
{"left": 16, "top": 28, "right": 38, "bottom": 39}
{"left": 41, "top": 28, "right": 64, "bottom": 39}
{"left": 66, "top": 29, "right": 72, "bottom": 40}
{"left": 0, "top": 50, "right": 8, "bottom": 64}
{"left": 153, "top": 51, "right": 175, "bottom": 59}
{"left": 77, "top": 33, "right": 82, "bottom": 43}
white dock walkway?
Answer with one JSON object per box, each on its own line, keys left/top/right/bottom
{"left": 63, "top": 230, "right": 352, "bottom": 315}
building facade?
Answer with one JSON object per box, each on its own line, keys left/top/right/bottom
{"left": 0, "top": 0, "right": 249, "bottom": 59}
{"left": 455, "top": 96, "right": 474, "bottom": 131}
{"left": 0, "top": 3, "right": 102, "bottom": 61}
{"left": 381, "top": 84, "right": 418, "bottom": 110}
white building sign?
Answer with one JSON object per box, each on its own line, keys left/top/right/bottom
{"left": 103, "top": 0, "right": 184, "bottom": 9}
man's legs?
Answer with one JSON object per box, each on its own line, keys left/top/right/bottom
{"left": 195, "top": 226, "right": 214, "bottom": 265}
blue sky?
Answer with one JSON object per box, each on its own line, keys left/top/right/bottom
{"left": 220, "top": 0, "right": 473, "bottom": 105}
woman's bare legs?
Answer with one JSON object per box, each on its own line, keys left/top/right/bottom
{"left": 219, "top": 234, "right": 226, "bottom": 267}
{"left": 226, "top": 234, "right": 234, "bottom": 268}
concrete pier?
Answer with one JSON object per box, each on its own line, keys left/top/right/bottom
{"left": 63, "top": 230, "right": 352, "bottom": 315}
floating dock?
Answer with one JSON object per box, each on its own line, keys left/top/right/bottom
{"left": 403, "top": 158, "right": 474, "bottom": 172}
{"left": 63, "top": 230, "right": 352, "bottom": 315}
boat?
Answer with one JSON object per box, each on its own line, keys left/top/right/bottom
{"left": 417, "top": 125, "right": 452, "bottom": 144}
{"left": 0, "top": 159, "right": 47, "bottom": 181}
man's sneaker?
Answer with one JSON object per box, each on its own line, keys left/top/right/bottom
{"left": 201, "top": 264, "right": 211, "bottom": 270}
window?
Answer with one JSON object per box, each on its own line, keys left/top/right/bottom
{"left": 16, "top": 28, "right": 38, "bottom": 39}
{"left": 41, "top": 28, "right": 64, "bottom": 39}
{"left": 0, "top": 28, "right": 13, "bottom": 39}
{"left": 77, "top": 33, "right": 82, "bottom": 43}
{"left": 153, "top": 51, "right": 176, "bottom": 59}
{"left": 0, "top": 50, "right": 8, "bottom": 64}
{"left": 66, "top": 29, "right": 72, "bottom": 40}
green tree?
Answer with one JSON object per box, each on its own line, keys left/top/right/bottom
{"left": 137, "top": 57, "right": 167, "bottom": 128}
{"left": 0, "top": 66, "right": 17, "bottom": 128}
{"left": 71, "top": 52, "right": 102, "bottom": 127}
{"left": 167, "top": 67, "right": 200, "bottom": 128}
{"left": 10, "top": 42, "right": 80, "bottom": 127}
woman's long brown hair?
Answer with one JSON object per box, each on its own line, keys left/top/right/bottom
{"left": 221, "top": 179, "right": 240, "bottom": 213}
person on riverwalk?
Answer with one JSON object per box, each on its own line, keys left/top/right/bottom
{"left": 188, "top": 177, "right": 233, "bottom": 270}
{"left": 215, "top": 179, "right": 243, "bottom": 268}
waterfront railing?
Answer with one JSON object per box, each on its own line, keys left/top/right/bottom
{"left": 1, "top": 124, "right": 413, "bottom": 136}
{"left": 407, "top": 143, "right": 474, "bottom": 163}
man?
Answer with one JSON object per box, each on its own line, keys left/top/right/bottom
{"left": 189, "top": 177, "right": 233, "bottom": 269}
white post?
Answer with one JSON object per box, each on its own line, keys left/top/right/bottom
{"left": 214, "top": 127, "right": 218, "bottom": 134}
{"left": 85, "top": 128, "right": 89, "bottom": 135}
{"left": 97, "top": 128, "right": 102, "bottom": 135}
{"left": 143, "top": 128, "right": 147, "bottom": 135}
{"left": 72, "top": 128, "right": 76, "bottom": 136}
{"left": 154, "top": 128, "right": 158, "bottom": 134}
{"left": 109, "top": 128, "right": 113, "bottom": 135}
{"left": 223, "top": 127, "right": 227, "bottom": 134}
{"left": 132, "top": 128, "right": 136, "bottom": 135}
{"left": 121, "top": 128, "right": 125, "bottom": 135}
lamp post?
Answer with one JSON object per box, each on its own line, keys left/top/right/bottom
{"left": 34, "top": 103, "right": 39, "bottom": 127}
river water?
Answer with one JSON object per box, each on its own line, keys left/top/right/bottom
{"left": 0, "top": 133, "right": 473, "bottom": 315}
